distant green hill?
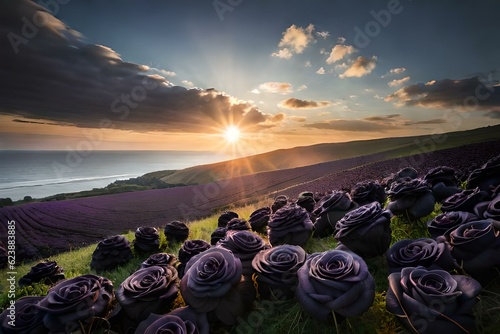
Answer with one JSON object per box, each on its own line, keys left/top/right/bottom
{"left": 161, "top": 125, "right": 500, "bottom": 185}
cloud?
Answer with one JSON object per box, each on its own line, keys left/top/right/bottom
{"left": 337, "top": 37, "right": 347, "bottom": 44}
{"left": 388, "top": 76, "right": 411, "bottom": 87}
{"left": 326, "top": 44, "right": 357, "bottom": 64}
{"left": 149, "top": 68, "right": 176, "bottom": 77}
{"left": 409, "top": 119, "right": 447, "bottom": 125}
{"left": 297, "top": 85, "right": 308, "bottom": 91}
{"left": 272, "top": 24, "right": 315, "bottom": 59}
{"left": 305, "top": 119, "right": 394, "bottom": 132}
{"left": 279, "top": 98, "right": 332, "bottom": 110}
{"left": 304, "top": 61, "right": 312, "bottom": 67}
{"left": 258, "top": 82, "right": 293, "bottom": 94}
{"left": 385, "top": 76, "right": 500, "bottom": 111}
{"left": 382, "top": 67, "right": 406, "bottom": 78}
{"left": 290, "top": 116, "right": 307, "bottom": 122}
{"left": 339, "top": 56, "right": 377, "bottom": 78}
{"left": 0, "top": 0, "right": 278, "bottom": 133}
{"left": 363, "top": 114, "right": 401, "bottom": 122}
{"left": 485, "top": 110, "right": 500, "bottom": 119}
{"left": 181, "top": 80, "right": 194, "bottom": 87}
{"left": 316, "top": 67, "right": 326, "bottom": 75}
{"left": 271, "top": 113, "right": 286, "bottom": 122}
{"left": 271, "top": 48, "right": 293, "bottom": 59}
{"left": 251, "top": 89, "right": 260, "bottom": 94}
{"left": 316, "top": 31, "right": 330, "bottom": 39}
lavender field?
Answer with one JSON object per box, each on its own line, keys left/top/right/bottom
{"left": 1, "top": 140, "right": 500, "bottom": 262}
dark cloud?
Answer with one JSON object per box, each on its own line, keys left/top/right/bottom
{"left": 385, "top": 76, "right": 500, "bottom": 111}
{"left": 305, "top": 119, "right": 394, "bottom": 132}
{"left": 279, "top": 98, "right": 332, "bottom": 110}
{"left": 484, "top": 110, "right": 500, "bottom": 119}
{"left": 363, "top": 114, "right": 401, "bottom": 122}
{"left": 408, "top": 119, "right": 447, "bottom": 125}
{"left": 0, "top": 0, "right": 275, "bottom": 133}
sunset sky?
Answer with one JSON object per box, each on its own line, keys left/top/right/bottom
{"left": 1, "top": 0, "right": 499, "bottom": 155}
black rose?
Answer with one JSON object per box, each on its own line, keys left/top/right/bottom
{"left": 386, "top": 266, "right": 481, "bottom": 334}
{"left": 440, "top": 187, "right": 489, "bottom": 213}
{"left": 271, "top": 195, "right": 288, "bottom": 213}
{"left": 427, "top": 211, "right": 478, "bottom": 238}
{"left": 267, "top": 203, "right": 313, "bottom": 247}
{"left": 296, "top": 249, "right": 375, "bottom": 322}
{"left": 226, "top": 218, "right": 251, "bottom": 231}
{"left": 210, "top": 227, "right": 227, "bottom": 245}
{"left": 90, "top": 235, "right": 133, "bottom": 271}
{"left": 0, "top": 296, "right": 47, "bottom": 334}
{"left": 387, "top": 178, "right": 435, "bottom": 219}
{"left": 18, "top": 260, "right": 65, "bottom": 287}
{"left": 312, "top": 191, "right": 358, "bottom": 238}
{"left": 467, "top": 154, "right": 500, "bottom": 192}
{"left": 251, "top": 244, "right": 307, "bottom": 300}
{"left": 36, "top": 274, "right": 114, "bottom": 333}
{"left": 134, "top": 226, "right": 160, "bottom": 253}
{"left": 334, "top": 202, "right": 392, "bottom": 258}
{"left": 218, "top": 211, "right": 239, "bottom": 227}
{"left": 445, "top": 219, "right": 500, "bottom": 284}
{"left": 164, "top": 221, "right": 189, "bottom": 243}
{"left": 483, "top": 194, "right": 500, "bottom": 220}
{"left": 296, "top": 191, "right": 316, "bottom": 213}
{"left": 134, "top": 306, "right": 209, "bottom": 334}
{"left": 248, "top": 207, "right": 271, "bottom": 233}
{"left": 177, "top": 239, "right": 211, "bottom": 278}
{"left": 141, "top": 253, "right": 177, "bottom": 269}
{"left": 180, "top": 247, "right": 255, "bottom": 326}
{"left": 351, "top": 181, "right": 387, "bottom": 206}
{"left": 424, "top": 166, "right": 461, "bottom": 202}
{"left": 386, "top": 238, "right": 457, "bottom": 273}
{"left": 111, "top": 265, "right": 179, "bottom": 332}
{"left": 216, "top": 230, "right": 268, "bottom": 275}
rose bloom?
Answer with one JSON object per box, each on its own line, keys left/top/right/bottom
{"left": 36, "top": 274, "right": 114, "bottom": 332}
{"left": 334, "top": 202, "right": 392, "bottom": 258}
{"left": 386, "top": 238, "right": 457, "bottom": 273}
{"left": 427, "top": 211, "right": 478, "bottom": 238}
{"left": 295, "top": 249, "right": 375, "bottom": 322}
{"left": 386, "top": 266, "right": 481, "bottom": 334}
{"left": 180, "top": 247, "right": 255, "bottom": 326}
{"left": 0, "top": 296, "right": 47, "bottom": 334}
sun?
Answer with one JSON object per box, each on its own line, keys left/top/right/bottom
{"left": 223, "top": 126, "right": 241, "bottom": 143}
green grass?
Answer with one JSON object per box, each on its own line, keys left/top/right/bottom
{"left": 2, "top": 200, "right": 500, "bottom": 333}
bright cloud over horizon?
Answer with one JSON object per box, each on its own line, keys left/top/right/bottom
{"left": 0, "top": 0, "right": 499, "bottom": 153}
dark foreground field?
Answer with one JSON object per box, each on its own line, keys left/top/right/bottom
{"left": 1, "top": 139, "right": 500, "bottom": 261}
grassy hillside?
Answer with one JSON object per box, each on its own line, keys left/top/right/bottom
{"left": 160, "top": 125, "right": 500, "bottom": 185}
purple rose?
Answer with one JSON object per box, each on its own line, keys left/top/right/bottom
{"left": 134, "top": 226, "right": 160, "bottom": 253}
{"left": 386, "top": 266, "right": 481, "bottom": 334}
{"left": 248, "top": 207, "right": 271, "bottom": 233}
{"left": 312, "top": 191, "right": 358, "bottom": 238}
{"left": 180, "top": 248, "right": 255, "bottom": 326}
{"left": 334, "top": 202, "right": 392, "bottom": 258}
{"left": 387, "top": 178, "right": 435, "bottom": 219}
{"left": 18, "top": 260, "right": 65, "bottom": 286}
{"left": 271, "top": 195, "right": 289, "bottom": 213}
{"left": 267, "top": 203, "right": 313, "bottom": 247}
{"left": 296, "top": 191, "right": 316, "bottom": 213}
{"left": 0, "top": 296, "right": 47, "bottom": 334}
{"left": 427, "top": 211, "right": 478, "bottom": 238}
{"left": 226, "top": 218, "right": 251, "bottom": 231}
{"left": 90, "top": 235, "right": 133, "bottom": 271}
{"left": 467, "top": 154, "right": 500, "bottom": 192}
{"left": 111, "top": 265, "right": 179, "bottom": 332}
{"left": 141, "top": 252, "right": 177, "bottom": 269}
{"left": 386, "top": 238, "right": 457, "bottom": 273}
{"left": 445, "top": 219, "right": 500, "bottom": 284}
{"left": 295, "top": 249, "right": 375, "bottom": 322}
{"left": 217, "top": 211, "right": 239, "bottom": 227}
{"left": 36, "top": 274, "right": 113, "bottom": 333}
{"left": 351, "top": 181, "right": 387, "bottom": 206}
{"left": 177, "top": 239, "right": 211, "bottom": 278}
{"left": 424, "top": 166, "right": 461, "bottom": 202}
{"left": 483, "top": 194, "right": 500, "bottom": 220}
{"left": 216, "top": 230, "right": 268, "bottom": 275}
{"left": 440, "top": 187, "right": 489, "bottom": 213}
{"left": 164, "top": 221, "right": 189, "bottom": 243}
{"left": 134, "top": 306, "right": 209, "bottom": 334}
{"left": 251, "top": 244, "right": 307, "bottom": 299}
{"left": 210, "top": 227, "right": 227, "bottom": 245}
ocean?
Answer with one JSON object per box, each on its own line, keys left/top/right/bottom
{"left": 0, "top": 150, "right": 229, "bottom": 201}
